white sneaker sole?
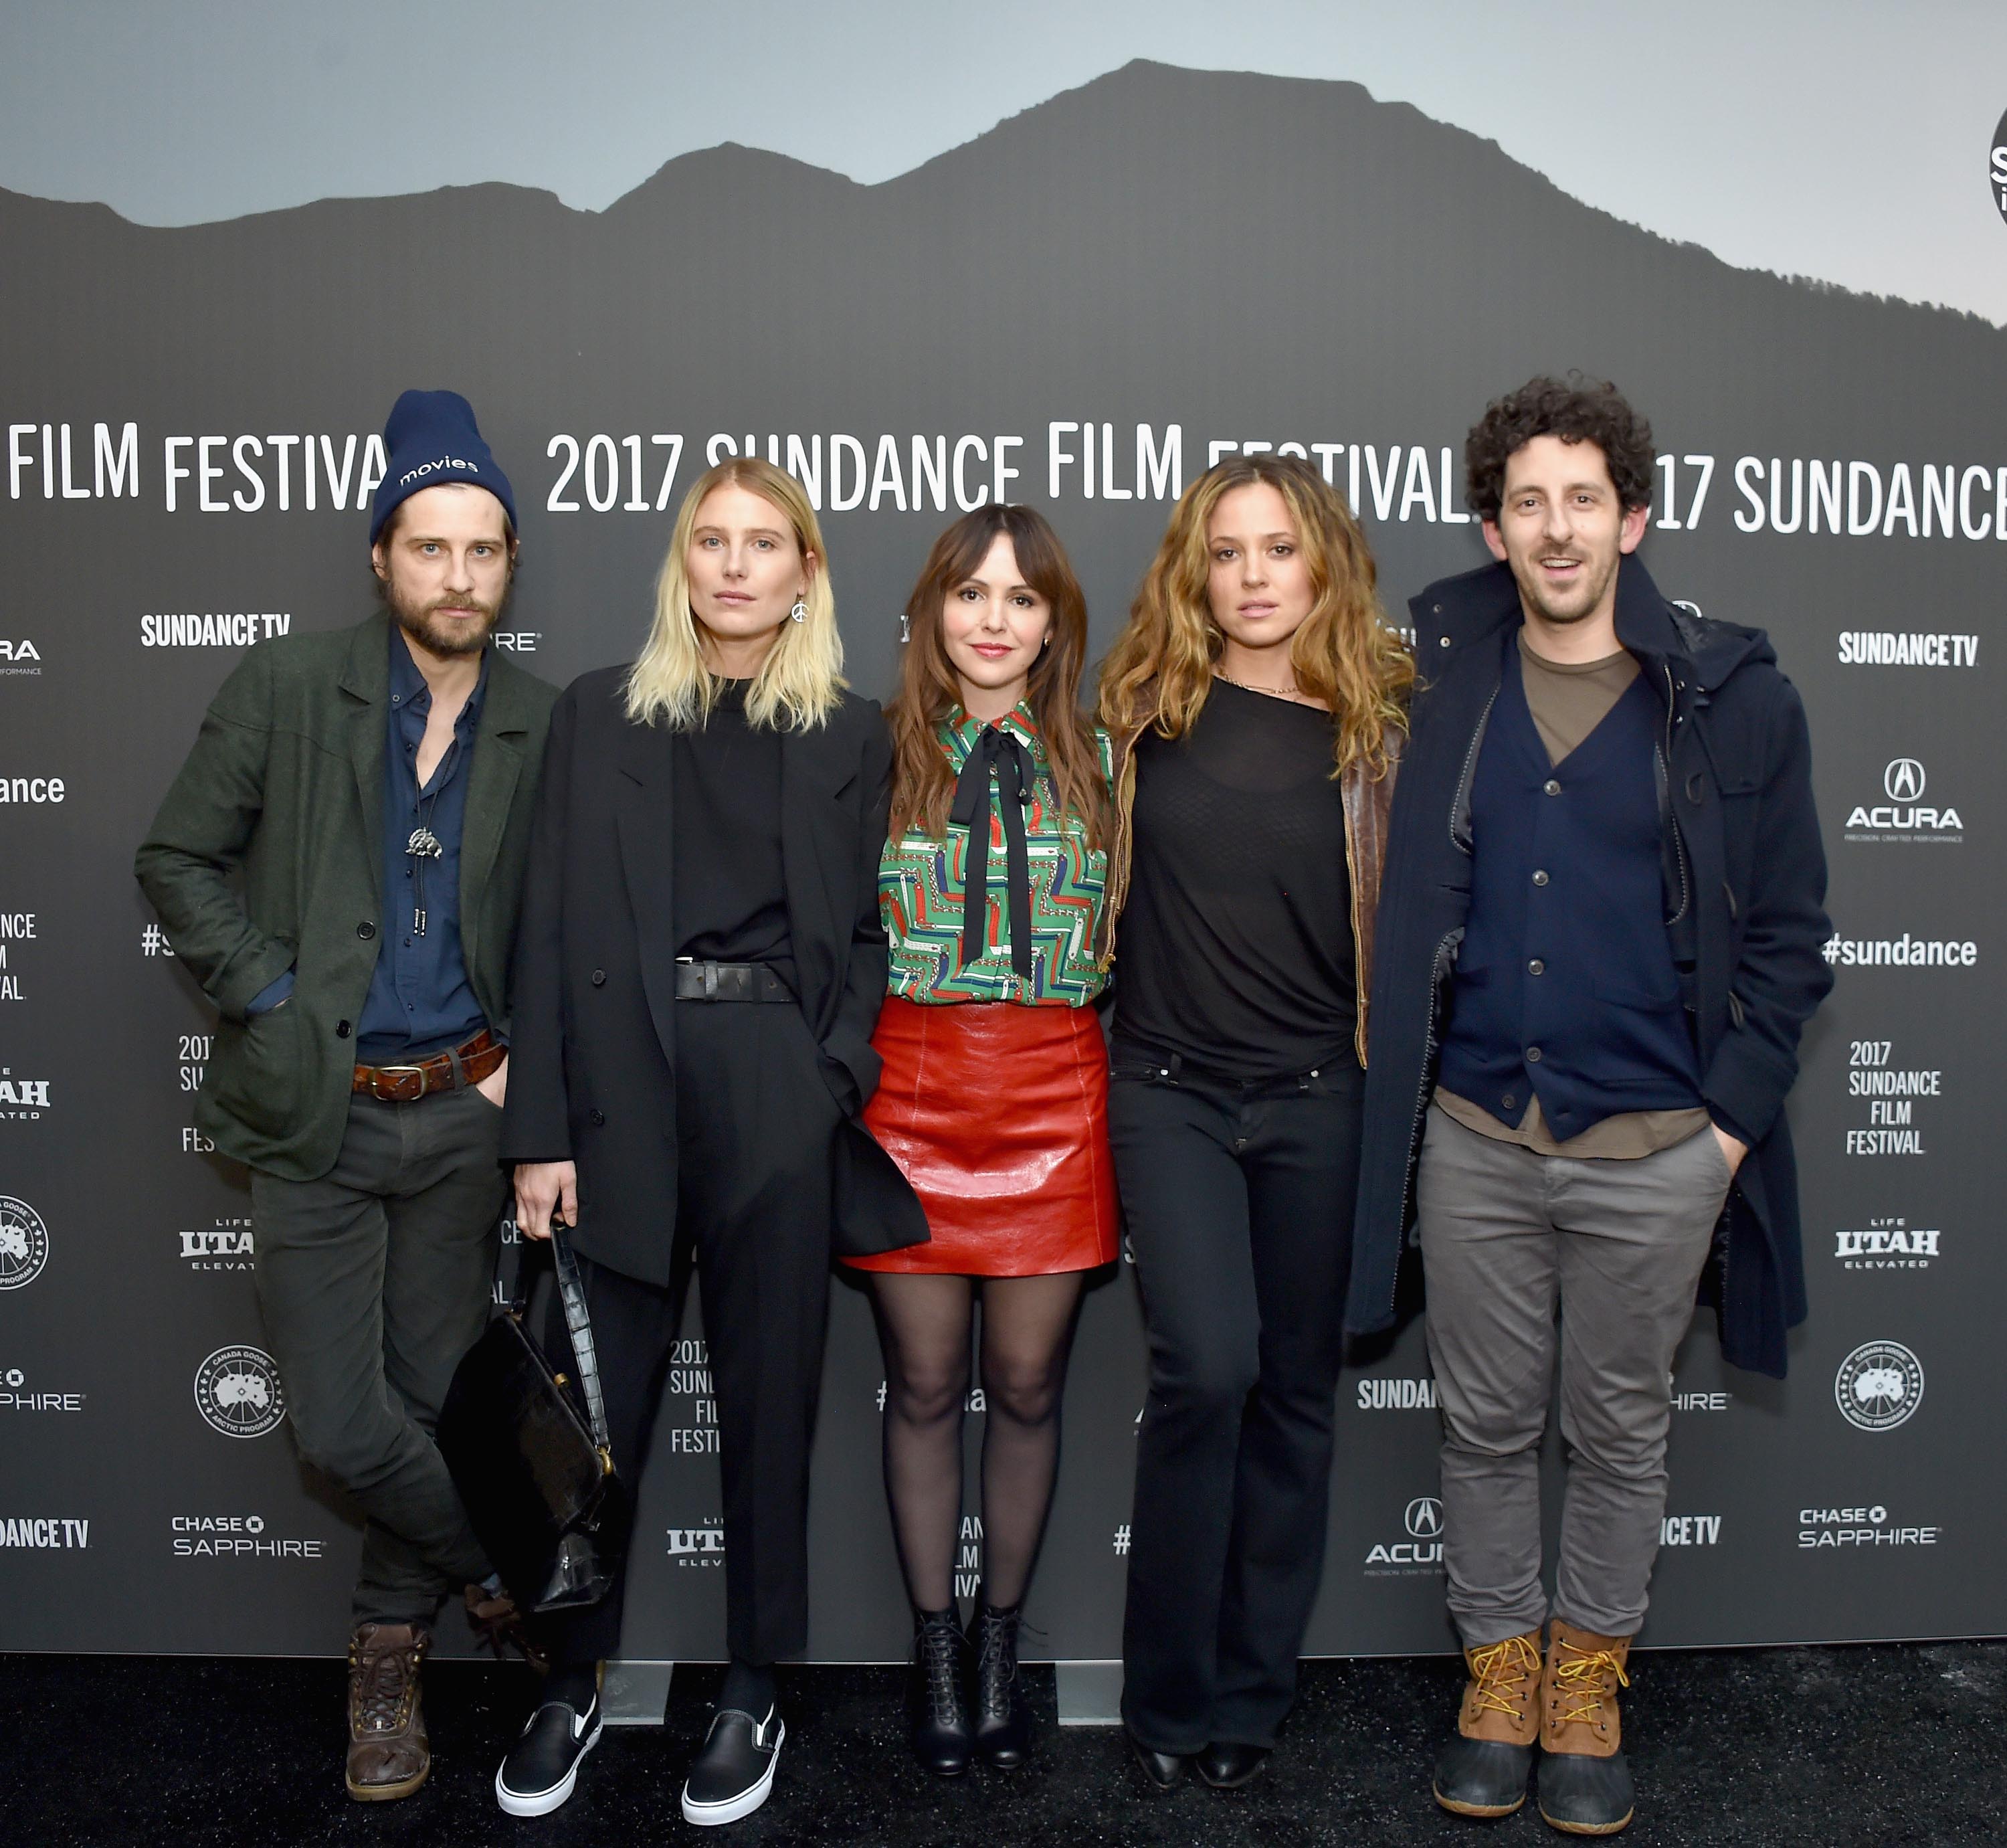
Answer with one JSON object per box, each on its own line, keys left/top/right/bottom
{"left": 680, "top": 1716, "right": 785, "bottom": 1827}
{"left": 494, "top": 1713, "right": 603, "bottom": 1817}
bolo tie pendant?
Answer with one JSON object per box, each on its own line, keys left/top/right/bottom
{"left": 406, "top": 825, "right": 444, "bottom": 936}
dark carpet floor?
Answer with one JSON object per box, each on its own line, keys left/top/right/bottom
{"left": 5, "top": 1642, "right": 2002, "bottom": 1847}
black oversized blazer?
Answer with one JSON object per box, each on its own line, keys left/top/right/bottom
{"left": 500, "top": 666, "right": 929, "bottom": 1281}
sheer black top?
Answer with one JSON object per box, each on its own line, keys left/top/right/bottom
{"left": 1112, "top": 681, "right": 1355, "bottom": 1079}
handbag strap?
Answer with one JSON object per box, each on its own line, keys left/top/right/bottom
{"left": 547, "top": 1220, "right": 611, "bottom": 1458}
{"left": 498, "top": 1217, "right": 613, "bottom": 1461}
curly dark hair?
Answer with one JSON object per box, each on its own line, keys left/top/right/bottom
{"left": 1464, "top": 375, "right": 1655, "bottom": 522}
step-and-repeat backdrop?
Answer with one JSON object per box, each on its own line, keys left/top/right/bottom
{"left": 4, "top": 65, "right": 2002, "bottom": 1661}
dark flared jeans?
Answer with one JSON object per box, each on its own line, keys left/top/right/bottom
{"left": 1109, "top": 1052, "right": 1363, "bottom": 1754}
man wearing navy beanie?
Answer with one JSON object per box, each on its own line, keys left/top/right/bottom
{"left": 139, "top": 389, "right": 557, "bottom": 1802}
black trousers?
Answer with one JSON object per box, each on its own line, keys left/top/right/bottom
{"left": 541, "top": 999, "right": 842, "bottom": 1668}
{"left": 1108, "top": 1053, "right": 1363, "bottom": 1753}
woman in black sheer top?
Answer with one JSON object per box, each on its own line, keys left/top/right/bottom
{"left": 1095, "top": 454, "right": 1411, "bottom": 1790}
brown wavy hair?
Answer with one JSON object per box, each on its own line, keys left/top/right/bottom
{"left": 1464, "top": 374, "right": 1656, "bottom": 521}
{"left": 886, "top": 504, "right": 1109, "bottom": 849}
{"left": 1097, "top": 454, "right": 1411, "bottom": 775}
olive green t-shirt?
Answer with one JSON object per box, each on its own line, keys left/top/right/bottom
{"left": 1434, "top": 631, "right": 1712, "bottom": 1162}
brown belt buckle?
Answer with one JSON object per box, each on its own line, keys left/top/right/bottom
{"left": 373, "top": 1063, "right": 429, "bottom": 1103}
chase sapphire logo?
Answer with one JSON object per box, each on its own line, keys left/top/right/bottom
{"left": 1993, "top": 108, "right": 2007, "bottom": 228}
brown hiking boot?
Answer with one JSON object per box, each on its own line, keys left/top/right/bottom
{"left": 1433, "top": 1628, "right": 1542, "bottom": 1817}
{"left": 345, "top": 1621, "right": 431, "bottom": 1802}
{"left": 1536, "top": 1618, "right": 1634, "bottom": 1836}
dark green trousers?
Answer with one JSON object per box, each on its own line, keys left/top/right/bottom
{"left": 250, "top": 1085, "right": 506, "bottom": 1625}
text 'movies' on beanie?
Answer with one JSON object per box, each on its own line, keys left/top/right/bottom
{"left": 369, "top": 389, "right": 518, "bottom": 545}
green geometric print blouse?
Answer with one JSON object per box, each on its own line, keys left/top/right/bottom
{"left": 880, "top": 701, "right": 1113, "bottom": 1006}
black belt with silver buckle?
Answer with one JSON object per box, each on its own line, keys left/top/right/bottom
{"left": 672, "top": 959, "right": 795, "bottom": 1003}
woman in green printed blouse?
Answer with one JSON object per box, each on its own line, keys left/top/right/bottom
{"left": 844, "top": 504, "right": 1117, "bottom": 1776}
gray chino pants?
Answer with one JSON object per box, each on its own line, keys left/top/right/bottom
{"left": 1416, "top": 1103, "right": 1731, "bottom": 1647}
{"left": 251, "top": 1085, "right": 506, "bottom": 1626}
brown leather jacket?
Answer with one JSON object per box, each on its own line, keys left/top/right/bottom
{"left": 1097, "top": 717, "right": 1402, "bottom": 1068}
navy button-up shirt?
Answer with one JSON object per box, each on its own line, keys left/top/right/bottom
{"left": 353, "top": 626, "right": 491, "bottom": 1061}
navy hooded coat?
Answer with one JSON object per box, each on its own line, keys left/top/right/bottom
{"left": 1345, "top": 554, "right": 1833, "bottom": 1378}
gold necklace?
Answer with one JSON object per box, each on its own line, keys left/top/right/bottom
{"left": 1216, "top": 669, "right": 1307, "bottom": 704}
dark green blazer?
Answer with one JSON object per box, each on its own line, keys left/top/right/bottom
{"left": 136, "top": 613, "right": 557, "bottom": 1180}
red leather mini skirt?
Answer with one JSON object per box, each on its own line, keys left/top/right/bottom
{"left": 843, "top": 996, "right": 1120, "bottom": 1276}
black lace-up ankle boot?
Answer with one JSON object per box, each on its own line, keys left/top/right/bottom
{"left": 971, "top": 1601, "right": 1030, "bottom": 1769}
{"left": 907, "top": 1608, "right": 973, "bottom": 1776}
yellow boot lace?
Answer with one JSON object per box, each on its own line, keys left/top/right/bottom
{"left": 1551, "top": 1638, "right": 1630, "bottom": 1728}
{"left": 1468, "top": 1633, "right": 1542, "bottom": 1718}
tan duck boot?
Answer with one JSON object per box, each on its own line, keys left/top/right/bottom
{"left": 1432, "top": 1627, "right": 1542, "bottom": 1817}
{"left": 1535, "top": 1618, "right": 1634, "bottom": 1835}
{"left": 345, "top": 1621, "right": 432, "bottom": 1801}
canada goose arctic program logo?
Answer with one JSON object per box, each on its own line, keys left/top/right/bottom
{"left": 1833, "top": 1340, "right": 1924, "bottom": 1433}
{"left": 193, "top": 1346, "right": 287, "bottom": 1439}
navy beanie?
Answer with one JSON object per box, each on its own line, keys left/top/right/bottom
{"left": 370, "top": 389, "right": 517, "bottom": 544}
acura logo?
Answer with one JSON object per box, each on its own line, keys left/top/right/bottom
{"left": 1883, "top": 758, "right": 1925, "bottom": 802}
{"left": 1404, "top": 1496, "right": 1444, "bottom": 1538}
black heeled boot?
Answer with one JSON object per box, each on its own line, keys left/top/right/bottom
{"left": 907, "top": 1608, "right": 973, "bottom": 1776}
{"left": 971, "top": 1602, "right": 1030, "bottom": 1770}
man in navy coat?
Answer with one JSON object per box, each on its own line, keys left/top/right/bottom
{"left": 1347, "top": 377, "right": 1831, "bottom": 1837}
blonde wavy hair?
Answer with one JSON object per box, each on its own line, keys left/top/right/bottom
{"left": 1097, "top": 454, "right": 1411, "bottom": 774}
{"left": 624, "top": 456, "right": 844, "bottom": 730}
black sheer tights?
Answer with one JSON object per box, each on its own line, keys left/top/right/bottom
{"left": 870, "top": 1271, "right": 1084, "bottom": 1612}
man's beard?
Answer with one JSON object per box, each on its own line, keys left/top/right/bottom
{"left": 1513, "top": 547, "right": 1618, "bottom": 628}
{"left": 386, "top": 580, "right": 506, "bottom": 656}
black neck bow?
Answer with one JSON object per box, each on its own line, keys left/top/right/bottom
{"left": 947, "top": 725, "right": 1037, "bottom": 984}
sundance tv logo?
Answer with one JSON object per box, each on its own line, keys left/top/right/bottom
{"left": 0, "top": 1517, "right": 89, "bottom": 1549}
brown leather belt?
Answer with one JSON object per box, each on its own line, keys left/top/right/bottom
{"left": 352, "top": 1028, "right": 505, "bottom": 1103}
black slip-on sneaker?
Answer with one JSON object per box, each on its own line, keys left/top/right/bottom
{"left": 495, "top": 1694, "right": 602, "bottom": 1817}
{"left": 680, "top": 1703, "right": 784, "bottom": 1827}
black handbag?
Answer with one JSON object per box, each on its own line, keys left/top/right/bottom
{"left": 438, "top": 1220, "right": 627, "bottom": 1614}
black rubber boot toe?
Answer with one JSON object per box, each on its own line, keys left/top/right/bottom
{"left": 1432, "top": 1733, "right": 1534, "bottom": 1817}
{"left": 1537, "top": 1748, "right": 1635, "bottom": 1836}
